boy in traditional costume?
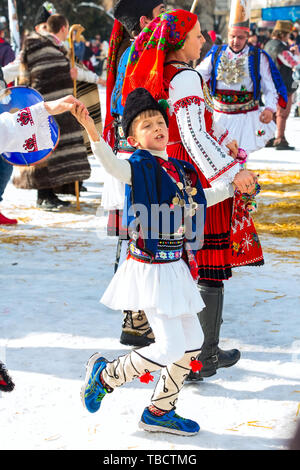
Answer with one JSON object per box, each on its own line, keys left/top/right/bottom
{"left": 76, "top": 85, "right": 251, "bottom": 436}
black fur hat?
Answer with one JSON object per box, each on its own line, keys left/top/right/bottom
{"left": 34, "top": 5, "right": 51, "bottom": 27}
{"left": 122, "top": 88, "right": 169, "bottom": 138}
{"left": 113, "top": 0, "right": 165, "bottom": 33}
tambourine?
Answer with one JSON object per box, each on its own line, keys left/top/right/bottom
{"left": 0, "top": 86, "right": 59, "bottom": 166}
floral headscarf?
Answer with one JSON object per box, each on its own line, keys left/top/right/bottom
{"left": 122, "top": 9, "right": 198, "bottom": 104}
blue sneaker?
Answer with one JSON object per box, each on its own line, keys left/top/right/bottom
{"left": 81, "top": 353, "right": 110, "bottom": 413}
{"left": 139, "top": 407, "right": 200, "bottom": 436}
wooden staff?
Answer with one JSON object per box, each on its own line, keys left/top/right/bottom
{"left": 190, "top": 0, "right": 200, "bottom": 14}
{"left": 69, "top": 24, "right": 85, "bottom": 211}
{"left": 190, "top": 0, "right": 200, "bottom": 67}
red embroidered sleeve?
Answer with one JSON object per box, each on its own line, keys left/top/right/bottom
{"left": 17, "top": 107, "right": 34, "bottom": 127}
{"left": 23, "top": 134, "right": 38, "bottom": 152}
{"left": 173, "top": 96, "right": 204, "bottom": 114}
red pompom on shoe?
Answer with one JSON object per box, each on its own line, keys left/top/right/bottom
{"left": 190, "top": 359, "right": 203, "bottom": 373}
{"left": 0, "top": 213, "right": 18, "bottom": 225}
{"left": 139, "top": 371, "right": 154, "bottom": 384}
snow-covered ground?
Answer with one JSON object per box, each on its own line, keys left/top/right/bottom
{"left": 0, "top": 93, "right": 300, "bottom": 451}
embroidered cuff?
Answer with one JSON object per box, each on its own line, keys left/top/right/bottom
{"left": 30, "top": 103, "right": 53, "bottom": 150}
{"left": 208, "top": 160, "right": 239, "bottom": 187}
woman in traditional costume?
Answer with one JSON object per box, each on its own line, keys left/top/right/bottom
{"left": 122, "top": 8, "right": 263, "bottom": 380}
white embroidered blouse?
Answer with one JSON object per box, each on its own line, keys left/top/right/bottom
{"left": 0, "top": 102, "right": 53, "bottom": 154}
{"left": 168, "top": 68, "right": 240, "bottom": 187}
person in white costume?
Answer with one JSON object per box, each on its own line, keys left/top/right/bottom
{"left": 197, "top": 0, "right": 288, "bottom": 155}
{"left": 0, "top": 93, "right": 88, "bottom": 383}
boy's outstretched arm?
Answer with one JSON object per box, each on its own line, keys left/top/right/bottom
{"left": 72, "top": 104, "right": 131, "bottom": 184}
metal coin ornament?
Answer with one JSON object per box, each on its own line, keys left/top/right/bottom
{"left": 0, "top": 86, "right": 59, "bottom": 166}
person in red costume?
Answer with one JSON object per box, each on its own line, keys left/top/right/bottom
{"left": 122, "top": 8, "right": 261, "bottom": 381}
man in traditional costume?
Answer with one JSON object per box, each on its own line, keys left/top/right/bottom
{"left": 264, "top": 20, "right": 300, "bottom": 150}
{"left": 102, "top": 0, "right": 167, "bottom": 348}
{"left": 197, "top": 0, "right": 288, "bottom": 156}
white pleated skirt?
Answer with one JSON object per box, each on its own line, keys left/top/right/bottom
{"left": 101, "top": 258, "right": 205, "bottom": 319}
{"left": 101, "top": 151, "right": 128, "bottom": 210}
{"left": 214, "top": 107, "right": 276, "bottom": 155}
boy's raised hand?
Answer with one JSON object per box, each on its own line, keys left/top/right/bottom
{"left": 72, "top": 103, "right": 99, "bottom": 142}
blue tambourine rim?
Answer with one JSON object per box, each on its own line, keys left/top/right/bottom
{"left": 0, "top": 86, "right": 60, "bottom": 166}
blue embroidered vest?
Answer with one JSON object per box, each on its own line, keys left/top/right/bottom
{"left": 122, "top": 150, "right": 207, "bottom": 261}
{"left": 206, "top": 44, "right": 288, "bottom": 106}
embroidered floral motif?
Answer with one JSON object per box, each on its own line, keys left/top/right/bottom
{"left": 214, "top": 90, "right": 253, "bottom": 105}
{"left": 23, "top": 134, "right": 38, "bottom": 152}
{"left": 17, "top": 108, "right": 34, "bottom": 127}
{"left": 173, "top": 96, "right": 204, "bottom": 113}
{"left": 127, "top": 10, "right": 193, "bottom": 67}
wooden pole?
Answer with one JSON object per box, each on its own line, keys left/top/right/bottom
{"left": 190, "top": 0, "right": 200, "bottom": 14}
{"left": 69, "top": 24, "right": 85, "bottom": 211}
{"left": 190, "top": 0, "right": 201, "bottom": 67}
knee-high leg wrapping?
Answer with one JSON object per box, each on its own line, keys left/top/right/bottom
{"left": 102, "top": 350, "right": 162, "bottom": 389}
{"left": 151, "top": 349, "right": 202, "bottom": 411}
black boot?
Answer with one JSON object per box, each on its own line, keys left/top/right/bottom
{"left": 186, "top": 283, "right": 240, "bottom": 382}
{"left": 37, "top": 188, "right": 70, "bottom": 210}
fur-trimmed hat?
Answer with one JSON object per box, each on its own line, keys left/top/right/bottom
{"left": 122, "top": 88, "right": 169, "bottom": 138}
{"left": 113, "top": 0, "right": 165, "bottom": 33}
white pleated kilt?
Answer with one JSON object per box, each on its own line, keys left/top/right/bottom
{"left": 214, "top": 107, "right": 276, "bottom": 155}
{"left": 101, "top": 151, "right": 129, "bottom": 210}
{"left": 101, "top": 258, "right": 205, "bottom": 318}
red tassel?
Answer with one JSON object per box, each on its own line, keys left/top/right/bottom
{"left": 139, "top": 371, "right": 154, "bottom": 384}
{"left": 278, "top": 95, "right": 287, "bottom": 109}
{"left": 190, "top": 359, "right": 203, "bottom": 373}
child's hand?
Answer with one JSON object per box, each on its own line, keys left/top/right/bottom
{"left": 226, "top": 140, "right": 238, "bottom": 158}
{"left": 71, "top": 103, "right": 91, "bottom": 126}
{"left": 72, "top": 104, "right": 99, "bottom": 142}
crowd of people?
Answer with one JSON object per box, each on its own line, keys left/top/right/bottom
{"left": 0, "top": 0, "right": 300, "bottom": 448}
{"left": 0, "top": 2, "right": 107, "bottom": 222}
{"left": 74, "top": 33, "right": 109, "bottom": 80}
